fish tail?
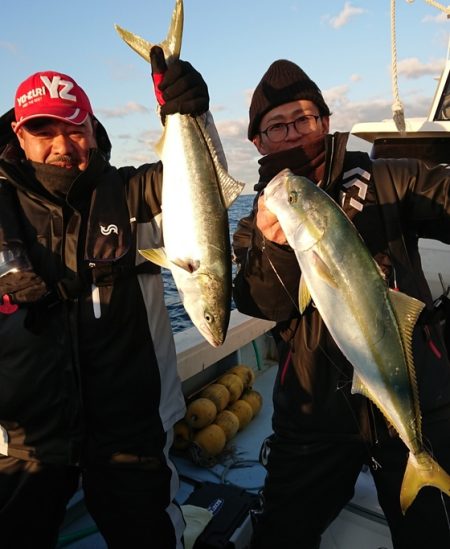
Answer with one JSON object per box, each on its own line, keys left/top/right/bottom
{"left": 400, "top": 451, "right": 450, "bottom": 514}
{"left": 114, "top": 0, "right": 183, "bottom": 64}
{"left": 159, "top": 0, "right": 183, "bottom": 62}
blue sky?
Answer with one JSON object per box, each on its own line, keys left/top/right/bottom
{"left": 1, "top": 0, "right": 449, "bottom": 192}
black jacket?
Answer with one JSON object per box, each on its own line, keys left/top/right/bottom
{"left": 233, "top": 132, "right": 450, "bottom": 441}
{"left": 0, "top": 137, "right": 185, "bottom": 465}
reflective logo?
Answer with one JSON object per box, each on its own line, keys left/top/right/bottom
{"left": 100, "top": 224, "right": 119, "bottom": 236}
{"left": 207, "top": 498, "right": 224, "bottom": 516}
{"left": 340, "top": 167, "right": 370, "bottom": 212}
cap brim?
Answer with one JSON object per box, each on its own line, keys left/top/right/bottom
{"left": 13, "top": 108, "right": 89, "bottom": 133}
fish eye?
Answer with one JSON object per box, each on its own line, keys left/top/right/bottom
{"left": 288, "top": 191, "right": 298, "bottom": 204}
{"left": 204, "top": 312, "right": 213, "bottom": 324}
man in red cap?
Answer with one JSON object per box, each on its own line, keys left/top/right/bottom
{"left": 0, "top": 53, "right": 209, "bottom": 547}
{"left": 10, "top": 71, "right": 99, "bottom": 172}
{"left": 233, "top": 59, "right": 450, "bottom": 548}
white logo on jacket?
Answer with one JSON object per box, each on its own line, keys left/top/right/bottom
{"left": 100, "top": 224, "right": 119, "bottom": 236}
{"left": 340, "top": 167, "right": 370, "bottom": 212}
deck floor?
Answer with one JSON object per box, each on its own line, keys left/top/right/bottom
{"left": 58, "top": 362, "right": 394, "bottom": 548}
{"left": 58, "top": 363, "right": 275, "bottom": 547}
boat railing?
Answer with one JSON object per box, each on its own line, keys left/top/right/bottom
{"left": 175, "top": 309, "right": 276, "bottom": 398}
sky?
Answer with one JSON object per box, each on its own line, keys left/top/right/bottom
{"left": 1, "top": 0, "right": 449, "bottom": 193}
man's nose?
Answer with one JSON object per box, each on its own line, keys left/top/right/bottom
{"left": 51, "top": 132, "right": 74, "bottom": 153}
{"left": 285, "top": 121, "right": 300, "bottom": 139}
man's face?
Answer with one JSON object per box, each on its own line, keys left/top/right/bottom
{"left": 11, "top": 117, "right": 97, "bottom": 171}
{"left": 253, "top": 99, "right": 329, "bottom": 155}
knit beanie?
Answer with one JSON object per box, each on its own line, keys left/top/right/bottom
{"left": 248, "top": 59, "right": 331, "bottom": 140}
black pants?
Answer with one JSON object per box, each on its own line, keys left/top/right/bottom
{"left": 250, "top": 406, "right": 450, "bottom": 549}
{"left": 0, "top": 452, "right": 184, "bottom": 548}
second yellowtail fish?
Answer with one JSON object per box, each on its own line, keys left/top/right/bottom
{"left": 263, "top": 168, "right": 450, "bottom": 513}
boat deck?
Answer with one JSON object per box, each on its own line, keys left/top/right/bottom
{"left": 58, "top": 358, "right": 393, "bottom": 548}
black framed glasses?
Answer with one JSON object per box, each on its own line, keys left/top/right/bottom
{"left": 260, "top": 114, "right": 321, "bottom": 143}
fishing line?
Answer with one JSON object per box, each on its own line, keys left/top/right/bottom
{"left": 261, "top": 233, "right": 450, "bottom": 527}
{"left": 420, "top": 433, "right": 450, "bottom": 531}
{"left": 261, "top": 243, "right": 370, "bottom": 440}
{"left": 440, "top": 490, "right": 450, "bottom": 532}
{"left": 260, "top": 241, "right": 416, "bottom": 468}
{"left": 261, "top": 236, "right": 302, "bottom": 313}
{"left": 261, "top": 239, "right": 353, "bottom": 379}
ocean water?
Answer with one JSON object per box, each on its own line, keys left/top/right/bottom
{"left": 162, "top": 193, "right": 255, "bottom": 333}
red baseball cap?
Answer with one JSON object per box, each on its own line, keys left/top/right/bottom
{"left": 13, "top": 70, "right": 93, "bottom": 133}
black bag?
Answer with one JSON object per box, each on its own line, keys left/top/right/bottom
{"left": 184, "top": 482, "right": 258, "bottom": 549}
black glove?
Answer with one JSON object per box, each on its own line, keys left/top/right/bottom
{"left": 150, "top": 46, "right": 209, "bottom": 120}
{"left": 0, "top": 270, "right": 48, "bottom": 305}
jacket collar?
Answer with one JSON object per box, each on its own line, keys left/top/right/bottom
{"left": 322, "top": 132, "right": 350, "bottom": 193}
{"left": 0, "top": 147, "right": 108, "bottom": 207}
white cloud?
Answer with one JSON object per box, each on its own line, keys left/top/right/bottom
{"left": 108, "top": 80, "right": 434, "bottom": 191}
{"left": 96, "top": 102, "right": 149, "bottom": 118}
{"left": 323, "top": 84, "right": 350, "bottom": 109}
{"left": 397, "top": 57, "right": 445, "bottom": 79}
{"left": 0, "top": 41, "right": 18, "bottom": 54}
{"left": 216, "top": 119, "right": 260, "bottom": 192}
{"left": 328, "top": 2, "right": 366, "bottom": 29}
{"left": 323, "top": 83, "right": 433, "bottom": 136}
{"left": 422, "top": 12, "right": 448, "bottom": 23}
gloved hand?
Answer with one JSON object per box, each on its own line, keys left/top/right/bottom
{"left": 0, "top": 270, "right": 48, "bottom": 305}
{"left": 150, "top": 46, "right": 209, "bottom": 121}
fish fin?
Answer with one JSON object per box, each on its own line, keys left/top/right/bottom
{"left": 158, "top": 0, "right": 183, "bottom": 63}
{"left": 139, "top": 248, "right": 171, "bottom": 269}
{"left": 115, "top": 0, "right": 183, "bottom": 64}
{"left": 140, "top": 248, "right": 199, "bottom": 274}
{"left": 400, "top": 451, "right": 450, "bottom": 514}
{"left": 298, "top": 275, "right": 312, "bottom": 313}
{"left": 351, "top": 371, "right": 370, "bottom": 397}
{"left": 154, "top": 134, "right": 165, "bottom": 157}
{"left": 389, "top": 289, "right": 426, "bottom": 438}
{"left": 114, "top": 25, "right": 154, "bottom": 63}
{"left": 312, "top": 251, "right": 339, "bottom": 289}
{"left": 172, "top": 258, "right": 200, "bottom": 273}
{"left": 217, "top": 164, "right": 246, "bottom": 209}
{"left": 194, "top": 117, "right": 245, "bottom": 209}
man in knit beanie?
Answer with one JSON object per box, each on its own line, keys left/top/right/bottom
{"left": 247, "top": 59, "right": 331, "bottom": 142}
{"left": 232, "top": 59, "right": 450, "bottom": 549}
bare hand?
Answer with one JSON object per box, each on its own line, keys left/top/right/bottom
{"left": 256, "top": 195, "right": 288, "bottom": 245}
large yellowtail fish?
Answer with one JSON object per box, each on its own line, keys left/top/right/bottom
{"left": 115, "top": 0, "right": 245, "bottom": 347}
{"left": 264, "top": 168, "right": 450, "bottom": 513}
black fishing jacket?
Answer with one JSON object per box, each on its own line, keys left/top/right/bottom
{"left": 0, "top": 137, "right": 185, "bottom": 465}
{"left": 233, "top": 132, "right": 450, "bottom": 442}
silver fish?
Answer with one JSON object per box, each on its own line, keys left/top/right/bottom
{"left": 115, "top": 0, "right": 245, "bottom": 347}
{"left": 264, "top": 168, "right": 450, "bottom": 513}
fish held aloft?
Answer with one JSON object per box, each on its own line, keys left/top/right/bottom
{"left": 263, "top": 168, "right": 450, "bottom": 513}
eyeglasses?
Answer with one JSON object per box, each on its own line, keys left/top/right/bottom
{"left": 260, "top": 114, "right": 321, "bottom": 143}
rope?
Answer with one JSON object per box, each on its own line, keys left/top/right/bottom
{"left": 391, "top": 0, "right": 450, "bottom": 133}
{"left": 391, "top": 0, "right": 406, "bottom": 132}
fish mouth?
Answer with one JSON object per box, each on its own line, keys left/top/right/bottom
{"left": 202, "top": 329, "right": 225, "bottom": 348}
